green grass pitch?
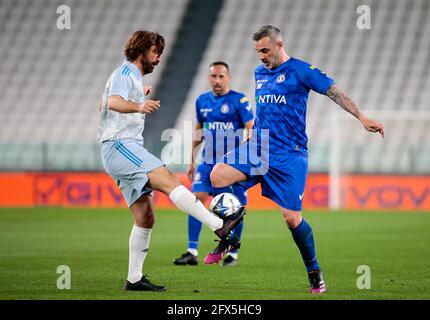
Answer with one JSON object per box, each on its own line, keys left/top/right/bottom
{"left": 1, "top": 207, "right": 430, "bottom": 300}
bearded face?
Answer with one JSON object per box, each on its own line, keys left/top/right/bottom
{"left": 140, "top": 55, "right": 156, "bottom": 74}
{"left": 140, "top": 46, "right": 161, "bottom": 74}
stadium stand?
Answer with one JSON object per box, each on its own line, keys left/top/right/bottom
{"left": 0, "top": 0, "right": 188, "bottom": 169}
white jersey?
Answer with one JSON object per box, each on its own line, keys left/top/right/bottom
{"left": 97, "top": 61, "right": 146, "bottom": 142}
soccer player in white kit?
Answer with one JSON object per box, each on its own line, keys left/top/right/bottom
{"left": 98, "top": 31, "right": 245, "bottom": 291}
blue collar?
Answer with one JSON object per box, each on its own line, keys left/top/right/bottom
{"left": 123, "top": 60, "right": 143, "bottom": 79}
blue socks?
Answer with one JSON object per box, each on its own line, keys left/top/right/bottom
{"left": 290, "top": 219, "right": 320, "bottom": 272}
{"left": 228, "top": 218, "right": 243, "bottom": 254}
{"left": 187, "top": 214, "right": 202, "bottom": 250}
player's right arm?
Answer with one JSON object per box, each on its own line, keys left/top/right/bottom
{"left": 299, "top": 61, "right": 384, "bottom": 138}
{"left": 325, "top": 84, "right": 384, "bottom": 138}
{"left": 243, "top": 120, "right": 254, "bottom": 142}
{"left": 107, "top": 68, "right": 160, "bottom": 114}
{"left": 236, "top": 95, "right": 255, "bottom": 142}
{"left": 188, "top": 122, "right": 204, "bottom": 182}
{"left": 107, "top": 96, "right": 160, "bottom": 114}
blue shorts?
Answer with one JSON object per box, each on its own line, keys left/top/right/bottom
{"left": 221, "top": 141, "right": 308, "bottom": 211}
{"left": 192, "top": 162, "right": 248, "bottom": 205}
{"left": 102, "top": 139, "right": 165, "bottom": 207}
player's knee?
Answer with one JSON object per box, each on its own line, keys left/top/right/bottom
{"left": 166, "top": 172, "right": 182, "bottom": 189}
{"left": 137, "top": 211, "right": 155, "bottom": 228}
{"left": 282, "top": 211, "right": 302, "bottom": 229}
{"left": 210, "top": 164, "right": 228, "bottom": 187}
{"left": 144, "top": 212, "right": 155, "bottom": 228}
{"left": 158, "top": 171, "right": 182, "bottom": 194}
{"left": 148, "top": 167, "right": 182, "bottom": 194}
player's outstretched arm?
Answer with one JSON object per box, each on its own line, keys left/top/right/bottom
{"left": 325, "top": 84, "right": 384, "bottom": 138}
{"left": 107, "top": 95, "right": 160, "bottom": 114}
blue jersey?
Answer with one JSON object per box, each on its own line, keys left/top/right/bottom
{"left": 254, "top": 57, "right": 334, "bottom": 157}
{"left": 196, "top": 90, "right": 254, "bottom": 164}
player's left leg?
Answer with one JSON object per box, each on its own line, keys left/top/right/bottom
{"left": 147, "top": 167, "right": 224, "bottom": 231}
{"left": 260, "top": 152, "right": 325, "bottom": 293}
{"left": 148, "top": 166, "right": 245, "bottom": 243}
{"left": 280, "top": 207, "right": 325, "bottom": 294}
{"left": 173, "top": 191, "right": 209, "bottom": 266}
{"left": 106, "top": 140, "right": 240, "bottom": 237}
{"left": 174, "top": 163, "right": 215, "bottom": 265}
{"left": 125, "top": 194, "right": 166, "bottom": 291}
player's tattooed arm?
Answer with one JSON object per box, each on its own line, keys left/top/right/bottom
{"left": 325, "top": 84, "right": 361, "bottom": 119}
{"left": 325, "top": 84, "right": 385, "bottom": 137}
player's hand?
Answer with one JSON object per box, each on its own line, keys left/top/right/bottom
{"left": 143, "top": 85, "right": 152, "bottom": 96}
{"left": 242, "top": 128, "right": 253, "bottom": 143}
{"left": 187, "top": 164, "right": 195, "bottom": 182}
{"left": 137, "top": 100, "right": 160, "bottom": 114}
{"left": 359, "top": 114, "right": 385, "bottom": 138}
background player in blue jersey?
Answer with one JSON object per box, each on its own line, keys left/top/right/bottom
{"left": 98, "top": 31, "right": 245, "bottom": 292}
{"left": 173, "top": 62, "right": 254, "bottom": 267}
{"left": 209, "top": 25, "right": 385, "bottom": 294}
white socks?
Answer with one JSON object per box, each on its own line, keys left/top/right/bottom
{"left": 187, "top": 248, "right": 198, "bottom": 256}
{"left": 169, "top": 185, "right": 223, "bottom": 231}
{"left": 227, "top": 252, "right": 238, "bottom": 259}
{"left": 127, "top": 225, "right": 151, "bottom": 284}
{"left": 126, "top": 185, "right": 222, "bottom": 283}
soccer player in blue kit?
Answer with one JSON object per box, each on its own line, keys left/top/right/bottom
{"left": 173, "top": 61, "right": 254, "bottom": 267}
{"left": 209, "top": 25, "right": 385, "bottom": 293}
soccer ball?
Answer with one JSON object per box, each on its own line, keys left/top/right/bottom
{"left": 209, "top": 193, "right": 242, "bottom": 218}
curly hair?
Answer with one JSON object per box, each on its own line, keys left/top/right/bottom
{"left": 124, "top": 31, "right": 165, "bottom": 61}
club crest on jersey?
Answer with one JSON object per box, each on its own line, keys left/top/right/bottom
{"left": 194, "top": 172, "right": 201, "bottom": 181}
{"left": 276, "top": 74, "right": 286, "bottom": 83}
{"left": 220, "top": 104, "right": 230, "bottom": 113}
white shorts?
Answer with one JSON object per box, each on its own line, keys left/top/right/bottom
{"left": 101, "top": 139, "right": 164, "bottom": 207}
